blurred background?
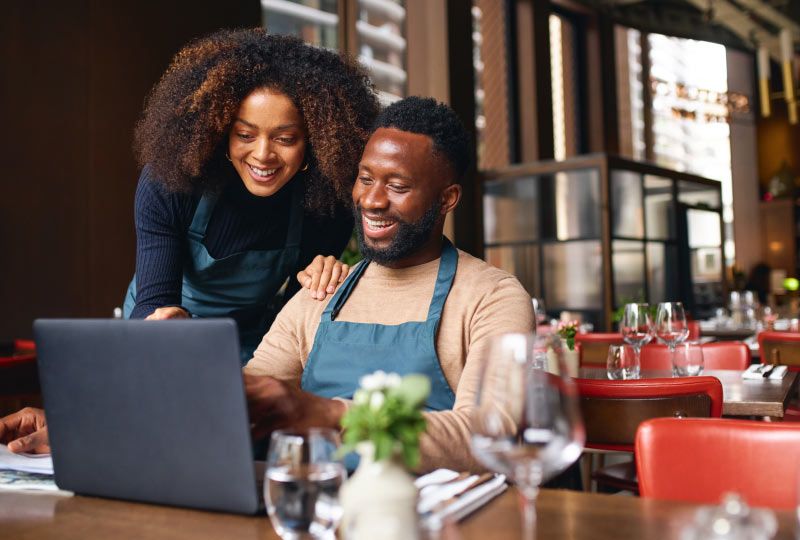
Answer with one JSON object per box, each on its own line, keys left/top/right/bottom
{"left": 1, "top": 0, "right": 799, "bottom": 336}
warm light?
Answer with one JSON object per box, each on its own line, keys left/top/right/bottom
{"left": 769, "top": 241, "right": 784, "bottom": 253}
{"left": 784, "top": 278, "right": 799, "bottom": 292}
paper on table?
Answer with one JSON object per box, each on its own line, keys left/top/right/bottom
{"left": 0, "top": 444, "right": 54, "bottom": 474}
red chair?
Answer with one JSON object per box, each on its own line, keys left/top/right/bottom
{"left": 640, "top": 342, "right": 750, "bottom": 371}
{"left": 758, "top": 331, "right": 800, "bottom": 370}
{"left": 576, "top": 376, "right": 723, "bottom": 493}
{"left": 637, "top": 417, "right": 800, "bottom": 509}
{"left": 758, "top": 331, "right": 800, "bottom": 421}
{"left": 0, "top": 339, "right": 39, "bottom": 417}
{"left": 575, "top": 333, "right": 624, "bottom": 367}
{"left": 687, "top": 320, "right": 700, "bottom": 340}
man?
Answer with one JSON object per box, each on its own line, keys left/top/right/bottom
{"left": 1, "top": 97, "right": 534, "bottom": 472}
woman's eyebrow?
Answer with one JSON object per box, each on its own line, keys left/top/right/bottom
{"left": 233, "top": 118, "right": 300, "bottom": 131}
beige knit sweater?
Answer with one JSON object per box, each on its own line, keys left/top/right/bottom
{"left": 244, "top": 247, "right": 534, "bottom": 472}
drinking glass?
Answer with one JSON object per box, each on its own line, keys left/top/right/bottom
{"left": 265, "top": 429, "right": 346, "bottom": 539}
{"left": 655, "top": 302, "right": 690, "bottom": 376}
{"left": 532, "top": 298, "right": 547, "bottom": 326}
{"left": 620, "top": 303, "right": 653, "bottom": 368}
{"left": 471, "top": 333, "right": 584, "bottom": 539}
{"left": 672, "top": 342, "right": 704, "bottom": 377}
{"left": 606, "top": 344, "right": 640, "bottom": 380}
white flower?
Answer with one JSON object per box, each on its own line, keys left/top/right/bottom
{"left": 385, "top": 373, "right": 402, "bottom": 388}
{"left": 360, "top": 370, "right": 388, "bottom": 391}
{"left": 353, "top": 389, "right": 369, "bottom": 405}
{"left": 369, "top": 391, "right": 385, "bottom": 410}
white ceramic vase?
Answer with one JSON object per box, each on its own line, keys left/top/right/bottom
{"left": 545, "top": 339, "right": 579, "bottom": 377}
{"left": 339, "top": 442, "right": 419, "bottom": 540}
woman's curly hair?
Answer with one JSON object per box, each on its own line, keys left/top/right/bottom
{"left": 134, "top": 28, "right": 379, "bottom": 214}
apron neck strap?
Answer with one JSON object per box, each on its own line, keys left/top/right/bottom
{"left": 323, "top": 237, "right": 458, "bottom": 323}
{"left": 425, "top": 238, "right": 457, "bottom": 322}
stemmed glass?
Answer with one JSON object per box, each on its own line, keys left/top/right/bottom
{"left": 531, "top": 298, "right": 547, "bottom": 332}
{"left": 620, "top": 303, "right": 653, "bottom": 372}
{"left": 471, "top": 333, "right": 585, "bottom": 539}
{"left": 655, "top": 302, "right": 690, "bottom": 377}
{"left": 265, "top": 429, "right": 346, "bottom": 539}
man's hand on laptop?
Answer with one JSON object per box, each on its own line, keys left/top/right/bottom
{"left": 244, "top": 374, "right": 346, "bottom": 439}
{"left": 0, "top": 407, "right": 50, "bottom": 454}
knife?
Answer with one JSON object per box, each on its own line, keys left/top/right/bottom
{"left": 762, "top": 365, "right": 776, "bottom": 378}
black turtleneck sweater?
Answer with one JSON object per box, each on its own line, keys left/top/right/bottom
{"left": 130, "top": 165, "right": 353, "bottom": 319}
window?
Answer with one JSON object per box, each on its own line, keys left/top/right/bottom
{"left": 262, "top": 0, "right": 407, "bottom": 103}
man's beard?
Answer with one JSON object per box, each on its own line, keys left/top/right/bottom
{"left": 354, "top": 201, "right": 441, "bottom": 265}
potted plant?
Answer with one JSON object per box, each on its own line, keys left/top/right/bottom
{"left": 556, "top": 320, "right": 580, "bottom": 377}
{"left": 339, "top": 371, "right": 430, "bottom": 540}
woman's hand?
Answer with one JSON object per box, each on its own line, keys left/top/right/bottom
{"left": 297, "top": 255, "right": 350, "bottom": 300}
{"left": 145, "top": 306, "right": 190, "bottom": 320}
{"left": 0, "top": 407, "right": 50, "bottom": 454}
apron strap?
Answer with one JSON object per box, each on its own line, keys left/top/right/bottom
{"left": 426, "top": 238, "right": 458, "bottom": 323}
{"left": 325, "top": 259, "right": 370, "bottom": 321}
{"left": 187, "top": 194, "right": 217, "bottom": 242}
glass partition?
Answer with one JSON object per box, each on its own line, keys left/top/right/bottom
{"left": 481, "top": 154, "right": 724, "bottom": 329}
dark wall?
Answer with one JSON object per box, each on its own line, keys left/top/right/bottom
{"left": 0, "top": 1, "right": 260, "bottom": 338}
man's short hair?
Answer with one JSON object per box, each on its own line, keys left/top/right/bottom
{"left": 373, "top": 97, "right": 472, "bottom": 184}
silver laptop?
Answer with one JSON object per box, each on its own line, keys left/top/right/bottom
{"left": 34, "top": 318, "right": 262, "bottom": 514}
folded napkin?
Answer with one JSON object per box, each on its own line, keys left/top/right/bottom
{"left": 741, "top": 364, "right": 788, "bottom": 380}
{"left": 415, "top": 469, "right": 507, "bottom": 530}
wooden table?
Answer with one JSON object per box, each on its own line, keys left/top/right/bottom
{"left": 1, "top": 488, "right": 797, "bottom": 540}
{"left": 578, "top": 368, "right": 799, "bottom": 418}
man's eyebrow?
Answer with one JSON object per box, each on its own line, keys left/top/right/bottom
{"left": 233, "top": 118, "right": 300, "bottom": 130}
{"left": 358, "top": 164, "right": 414, "bottom": 182}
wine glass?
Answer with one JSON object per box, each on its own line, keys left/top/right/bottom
{"left": 655, "top": 302, "right": 690, "bottom": 377}
{"left": 265, "top": 429, "right": 346, "bottom": 539}
{"left": 471, "top": 333, "right": 585, "bottom": 539}
{"left": 532, "top": 298, "right": 547, "bottom": 329}
{"left": 620, "top": 303, "right": 653, "bottom": 369}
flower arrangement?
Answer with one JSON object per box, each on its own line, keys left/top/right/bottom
{"left": 557, "top": 320, "right": 579, "bottom": 351}
{"left": 340, "top": 371, "right": 431, "bottom": 469}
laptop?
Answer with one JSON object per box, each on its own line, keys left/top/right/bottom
{"left": 33, "top": 318, "right": 262, "bottom": 514}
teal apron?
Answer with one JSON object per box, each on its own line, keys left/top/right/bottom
{"left": 123, "top": 181, "right": 303, "bottom": 364}
{"left": 301, "top": 238, "right": 458, "bottom": 412}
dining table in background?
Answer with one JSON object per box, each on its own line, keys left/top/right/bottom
{"left": 1, "top": 489, "right": 798, "bottom": 540}
{"left": 578, "top": 368, "right": 799, "bottom": 419}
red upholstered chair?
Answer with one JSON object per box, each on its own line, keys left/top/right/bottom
{"left": 758, "top": 331, "right": 800, "bottom": 369}
{"left": 687, "top": 320, "right": 700, "bottom": 340}
{"left": 575, "top": 333, "right": 624, "bottom": 367}
{"left": 636, "top": 417, "right": 800, "bottom": 508}
{"left": 0, "top": 339, "right": 39, "bottom": 417}
{"left": 758, "top": 331, "right": 800, "bottom": 421}
{"left": 640, "top": 342, "right": 750, "bottom": 371}
{"left": 576, "top": 376, "right": 723, "bottom": 493}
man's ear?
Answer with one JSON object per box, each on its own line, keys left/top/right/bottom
{"left": 441, "top": 183, "right": 462, "bottom": 215}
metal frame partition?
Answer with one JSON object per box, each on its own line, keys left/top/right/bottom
{"left": 481, "top": 153, "right": 725, "bottom": 330}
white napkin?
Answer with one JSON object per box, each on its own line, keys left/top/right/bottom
{"left": 741, "top": 364, "right": 788, "bottom": 380}
{"left": 415, "top": 469, "right": 507, "bottom": 530}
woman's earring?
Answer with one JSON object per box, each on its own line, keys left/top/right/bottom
{"left": 301, "top": 162, "right": 309, "bottom": 171}
{"left": 225, "top": 153, "right": 232, "bottom": 162}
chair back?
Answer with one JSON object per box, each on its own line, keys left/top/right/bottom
{"left": 575, "top": 333, "right": 624, "bottom": 367}
{"left": 576, "top": 377, "right": 723, "bottom": 452}
{"left": 758, "top": 331, "right": 800, "bottom": 370}
{"left": 640, "top": 342, "right": 749, "bottom": 371}
{"left": 636, "top": 417, "right": 800, "bottom": 509}
{"left": 0, "top": 339, "right": 39, "bottom": 417}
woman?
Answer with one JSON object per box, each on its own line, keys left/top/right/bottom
{"left": 123, "top": 29, "right": 379, "bottom": 361}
